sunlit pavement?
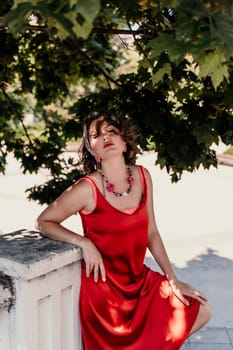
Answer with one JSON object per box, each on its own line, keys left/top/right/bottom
{"left": 1, "top": 150, "right": 233, "bottom": 348}
{"left": 182, "top": 327, "right": 233, "bottom": 349}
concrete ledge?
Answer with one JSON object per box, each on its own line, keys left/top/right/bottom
{"left": 0, "top": 230, "right": 83, "bottom": 350}
{"left": 0, "top": 229, "right": 82, "bottom": 280}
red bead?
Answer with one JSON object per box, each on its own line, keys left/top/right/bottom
{"left": 128, "top": 177, "right": 134, "bottom": 186}
{"left": 106, "top": 183, "right": 114, "bottom": 192}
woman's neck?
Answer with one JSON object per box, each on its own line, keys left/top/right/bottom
{"left": 101, "top": 158, "right": 128, "bottom": 182}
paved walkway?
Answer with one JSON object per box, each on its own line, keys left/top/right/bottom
{"left": 1, "top": 150, "right": 233, "bottom": 349}
{"left": 182, "top": 327, "right": 233, "bottom": 349}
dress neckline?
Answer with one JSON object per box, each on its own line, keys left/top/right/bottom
{"left": 96, "top": 184, "right": 142, "bottom": 215}
{"left": 83, "top": 165, "right": 146, "bottom": 216}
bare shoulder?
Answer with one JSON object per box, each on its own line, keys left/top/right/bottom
{"left": 71, "top": 174, "right": 96, "bottom": 200}
{"left": 72, "top": 172, "right": 100, "bottom": 211}
{"left": 73, "top": 175, "right": 93, "bottom": 192}
{"left": 48, "top": 174, "right": 96, "bottom": 214}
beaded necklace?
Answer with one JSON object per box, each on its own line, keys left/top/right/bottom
{"left": 101, "top": 167, "right": 134, "bottom": 197}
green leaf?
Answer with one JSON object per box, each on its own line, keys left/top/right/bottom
{"left": 211, "top": 11, "right": 233, "bottom": 57}
{"left": 47, "top": 16, "right": 71, "bottom": 39}
{"left": 0, "top": 2, "right": 33, "bottom": 35}
{"left": 76, "top": 0, "right": 100, "bottom": 23}
{"left": 199, "top": 51, "right": 229, "bottom": 89}
{"left": 199, "top": 51, "right": 220, "bottom": 77}
{"left": 35, "top": 3, "right": 75, "bottom": 39}
{"left": 13, "top": 0, "right": 39, "bottom": 6}
{"left": 64, "top": 0, "right": 101, "bottom": 39}
{"left": 63, "top": 0, "right": 101, "bottom": 39}
{"left": 192, "top": 124, "right": 218, "bottom": 146}
{"left": 64, "top": 9, "right": 92, "bottom": 39}
{"left": 152, "top": 62, "right": 172, "bottom": 85}
{"left": 72, "top": 19, "right": 93, "bottom": 39}
{"left": 149, "top": 34, "right": 188, "bottom": 62}
{"left": 69, "top": 0, "right": 77, "bottom": 7}
{"left": 110, "top": 0, "right": 139, "bottom": 18}
{"left": 211, "top": 64, "right": 229, "bottom": 90}
{"left": 138, "top": 58, "right": 152, "bottom": 70}
{"left": 161, "top": 0, "right": 181, "bottom": 8}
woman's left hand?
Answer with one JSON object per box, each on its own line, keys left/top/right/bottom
{"left": 169, "top": 278, "right": 208, "bottom": 306}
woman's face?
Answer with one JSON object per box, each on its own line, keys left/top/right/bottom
{"left": 88, "top": 117, "right": 125, "bottom": 160}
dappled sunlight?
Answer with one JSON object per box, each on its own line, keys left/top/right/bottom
{"left": 145, "top": 249, "right": 233, "bottom": 327}
{"left": 3, "top": 229, "right": 42, "bottom": 241}
{"left": 166, "top": 310, "right": 187, "bottom": 341}
{"left": 0, "top": 229, "right": 77, "bottom": 264}
{"left": 189, "top": 326, "right": 232, "bottom": 345}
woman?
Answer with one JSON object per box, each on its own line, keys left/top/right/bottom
{"left": 36, "top": 110, "right": 211, "bottom": 349}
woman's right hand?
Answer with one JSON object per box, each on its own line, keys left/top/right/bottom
{"left": 80, "top": 237, "right": 106, "bottom": 282}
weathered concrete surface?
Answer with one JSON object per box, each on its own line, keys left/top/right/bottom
{"left": 0, "top": 229, "right": 76, "bottom": 264}
{"left": 0, "top": 273, "right": 14, "bottom": 310}
{"left": 0, "top": 230, "right": 82, "bottom": 280}
{"left": 0, "top": 230, "right": 83, "bottom": 350}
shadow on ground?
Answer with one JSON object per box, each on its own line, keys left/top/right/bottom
{"left": 145, "top": 248, "right": 233, "bottom": 327}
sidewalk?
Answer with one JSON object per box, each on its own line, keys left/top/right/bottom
{"left": 1, "top": 151, "right": 233, "bottom": 349}
{"left": 182, "top": 327, "right": 233, "bottom": 349}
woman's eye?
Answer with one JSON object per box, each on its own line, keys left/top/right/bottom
{"left": 90, "top": 133, "right": 99, "bottom": 139}
{"left": 108, "top": 128, "right": 117, "bottom": 134}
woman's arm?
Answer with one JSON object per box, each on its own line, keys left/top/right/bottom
{"left": 35, "top": 179, "right": 106, "bottom": 282}
{"left": 145, "top": 168, "right": 207, "bottom": 305}
{"left": 36, "top": 179, "right": 90, "bottom": 245}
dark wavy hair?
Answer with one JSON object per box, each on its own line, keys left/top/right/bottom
{"left": 79, "top": 110, "right": 141, "bottom": 174}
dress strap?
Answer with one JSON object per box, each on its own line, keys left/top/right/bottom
{"left": 78, "top": 176, "right": 97, "bottom": 214}
{"left": 137, "top": 165, "right": 147, "bottom": 195}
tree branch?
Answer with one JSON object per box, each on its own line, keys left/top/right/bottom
{"left": 0, "top": 85, "right": 35, "bottom": 150}
{"left": 127, "top": 22, "right": 154, "bottom": 68}
{"left": 92, "top": 27, "right": 157, "bottom": 38}
{"left": 0, "top": 23, "right": 158, "bottom": 38}
{"left": 65, "top": 39, "right": 122, "bottom": 88}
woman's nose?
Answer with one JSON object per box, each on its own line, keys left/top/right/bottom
{"left": 103, "top": 133, "right": 110, "bottom": 141}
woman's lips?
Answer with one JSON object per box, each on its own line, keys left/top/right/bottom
{"left": 104, "top": 142, "right": 114, "bottom": 148}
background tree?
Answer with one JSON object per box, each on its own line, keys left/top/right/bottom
{"left": 0, "top": 0, "right": 233, "bottom": 204}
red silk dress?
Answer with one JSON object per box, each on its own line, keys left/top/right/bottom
{"left": 79, "top": 166, "right": 200, "bottom": 350}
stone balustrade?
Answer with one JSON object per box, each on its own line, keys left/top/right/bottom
{"left": 0, "top": 229, "right": 83, "bottom": 350}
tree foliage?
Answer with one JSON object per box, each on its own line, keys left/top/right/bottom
{"left": 1, "top": 0, "right": 233, "bottom": 204}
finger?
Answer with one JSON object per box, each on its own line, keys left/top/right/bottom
{"left": 186, "top": 290, "right": 208, "bottom": 304}
{"left": 173, "top": 289, "right": 190, "bottom": 306}
{"left": 177, "top": 294, "right": 190, "bottom": 306}
{"left": 93, "top": 264, "right": 99, "bottom": 282}
{"left": 86, "top": 263, "right": 93, "bottom": 277}
{"left": 194, "top": 293, "right": 208, "bottom": 305}
{"left": 99, "top": 261, "right": 106, "bottom": 282}
{"left": 86, "top": 264, "right": 90, "bottom": 277}
{"left": 181, "top": 295, "right": 190, "bottom": 306}
{"left": 194, "top": 290, "right": 208, "bottom": 301}
{"left": 188, "top": 289, "right": 207, "bottom": 299}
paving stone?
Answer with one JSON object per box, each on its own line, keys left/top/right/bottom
{"left": 190, "top": 344, "right": 233, "bottom": 350}
{"left": 180, "top": 342, "right": 191, "bottom": 350}
{"left": 189, "top": 327, "right": 230, "bottom": 344}
{"left": 226, "top": 328, "right": 233, "bottom": 344}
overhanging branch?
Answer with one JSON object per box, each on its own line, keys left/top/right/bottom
{"left": 127, "top": 22, "right": 154, "bottom": 68}
{"left": 0, "top": 85, "right": 35, "bottom": 150}
{"left": 0, "top": 23, "right": 158, "bottom": 38}
{"left": 65, "top": 38, "right": 122, "bottom": 88}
